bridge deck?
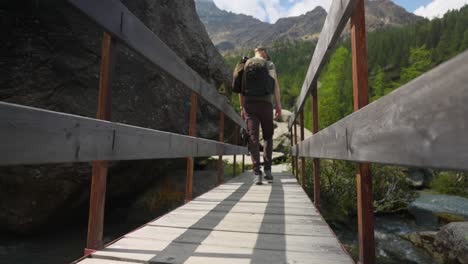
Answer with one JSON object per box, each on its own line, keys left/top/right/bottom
{"left": 78, "top": 166, "right": 354, "bottom": 264}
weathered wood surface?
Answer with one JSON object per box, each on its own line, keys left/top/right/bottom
{"left": 0, "top": 102, "right": 247, "bottom": 166}
{"left": 289, "top": 0, "right": 359, "bottom": 128}
{"left": 67, "top": 0, "right": 245, "bottom": 129}
{"left": 87, "top": 31, "right": 116, "bottom": 251}
{"left": 77, "top": 169, "right": 353, "bottom": 264}
{"left": 292, "top": 50, "right": 468, "bottom": 171}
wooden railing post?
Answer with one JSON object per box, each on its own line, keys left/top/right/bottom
{"left": 185, "top": 92, "right": 198, "bottom": 203}
{"left": 290, "top": 130, "right": 295, "bottom": 175}
{"left": 233, "top": 126, "right": 238, "bottom": 177}
{"left": 293, "top": 121, "right": 298, "bottom": 178}
{"left": 300, "top": 110, "right": 305, "bottom": 189}
{"left": 311, "top": 81, "right": 321, "bottom": 210}
{"left": 217, "top": 112, "right": 225, "bottom": 186}
{"left": 86, "top": 32, "right": 116, "bottom": 253}
{"left": 242, "top": 155, "right": 245, "bottom": 173}
{"left": 351, "top": 0, "right": 375, "bottom": 263}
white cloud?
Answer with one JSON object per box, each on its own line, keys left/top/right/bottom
{"left": 414, "top": 0, "right": 468, "bottom": 19}
{"left": 288, "top": 0, "right": 332, "bottom": 17}
{"left": 213, "top": 0, "right": 270, "bottom": 22}
{"left": 212, "top": 0, "right": 330, "bottom": 23}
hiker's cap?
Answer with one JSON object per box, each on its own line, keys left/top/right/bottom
{"left": 255, "top": 46, "right": 267, "bottom": 52}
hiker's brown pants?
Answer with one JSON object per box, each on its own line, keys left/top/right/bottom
{"left": 244, "top": 101, "right": 274, "bottom": 174}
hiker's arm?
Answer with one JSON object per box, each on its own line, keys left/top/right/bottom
{"left": 274, "top": 77, "right": 282, "bottom": 119}
{"left": 239, "top": 94, "right": 246, "bottom": 120}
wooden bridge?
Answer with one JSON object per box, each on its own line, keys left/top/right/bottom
{"left": 1, "top": 0, "right": 467, "bottom": 263}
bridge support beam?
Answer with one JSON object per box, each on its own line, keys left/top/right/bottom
{"left": 300, "top": 110, "right": 305, "bottom": 189}
{"left": 351, "top": 0, "right": 375, "bottom": 263}
{"left": 217, "top": 112, "right": 225, "bottom": 186}
{"left": 311, "top": 81, "right": 320, "bottom": 210}
{"left": 86, "top": 32, "right": 116, "bottom": 252}
{"left": 185, "top": 92, "right": 198, "bottom": 203}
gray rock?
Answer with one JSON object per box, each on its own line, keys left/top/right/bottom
{"left": 405, "top": 168, "right": 434, "bottom": 188}
{"left": 402, "top": 231, "right": 438, "bottom": 259}
{"left": 409, "top": 193, "right": 468, "bottom": 228}
{"left": 271, "top": 121, "right": 312, "bottom": 153}
{"left": 434, "top": 222, "right": 468, "bottom": 264}
{"left": 0, "top": 0, "right": 231, "bottom": 233}
{"left": 403, "top": 222, "right": 468, "bottom": 264}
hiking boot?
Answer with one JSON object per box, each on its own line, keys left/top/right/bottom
{"left": 255, "top": 171, "right": 263, "bottom": 185}
{"left": 264, "top": 170, "right": 273, "bottom": 182}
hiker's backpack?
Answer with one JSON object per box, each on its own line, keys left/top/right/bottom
{"left": 232, "top": 56, "right": 249, "bottom": 94}
{"left": 242, "top": 57, "right": 275, "bottom": 96}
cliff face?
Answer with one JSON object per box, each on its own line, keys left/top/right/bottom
{"left": 0, "top": 0, "right": 231, "bottom": 234}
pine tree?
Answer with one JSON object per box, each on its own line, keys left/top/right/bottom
{"left": 317, "top": 46, "right": 352, "bottom": 128}
{"left": 400, "top": 45, "right": 432, "bottom": 84}
{"left": 370, "top": 66, "right": 385, "bottom": 101}
{"left": 461, "top": 29, "right": 468, "bottom": 52}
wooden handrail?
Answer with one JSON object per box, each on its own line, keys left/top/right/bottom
{"left": 288, "top": 0, "right": 359, "bottom": 128}
{"left": 0, "top": 102, "right": 247, "bottom": 166}
{"left": 291, "top": 50, "right": 468, "bottom": 171}
{"left": 67, "top": 0, "right": 245, "bottom": 129}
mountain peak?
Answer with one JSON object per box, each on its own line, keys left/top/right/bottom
{"left": 196, "top": 0, "right": 423, "bottom": 53}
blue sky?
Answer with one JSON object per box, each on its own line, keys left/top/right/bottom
{"left": 392, "top": 0, "right": 431, "bottom": 12}
{"left": 212, "top": 0, "right": 468, "bottom": 23}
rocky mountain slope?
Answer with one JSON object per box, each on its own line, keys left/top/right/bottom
{"left": 0, "top": 0, "right": 231, "bottom": 234}
{"left": 196, "top": 0, "right": 423, "bottom": 53}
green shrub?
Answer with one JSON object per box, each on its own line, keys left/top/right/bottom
{"left": 304, "top": 160, "right": 416, "bottom": 222}
{"left": 430, "top": 171, "right": 468, "bottom": 198}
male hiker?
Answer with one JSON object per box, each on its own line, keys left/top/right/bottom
{"left": 232, "top": 47, "right": 282, "bottom": 185}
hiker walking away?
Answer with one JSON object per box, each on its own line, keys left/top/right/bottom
{"left": 232, "top": 47, "right": 282, "bottom": 185}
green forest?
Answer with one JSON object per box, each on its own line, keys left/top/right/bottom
{"left": 226, "top": 5, "right": 468, "bottom": 131}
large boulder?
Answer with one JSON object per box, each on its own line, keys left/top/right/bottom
{"left": 271, "top": 118, "right": 312, "bottom": 153}
{"left": 0, "top": 0, "right": 231, "bottom": 234}
{"left": 403, "top": 222, "right": 468, "bottom": 263}
{"left": 434, "top": 222, "right": 468, "bottom": 264}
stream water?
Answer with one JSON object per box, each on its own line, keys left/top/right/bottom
{"left": 332, "top": 214, "right": 435, "bottom": 264}
{"left": 333, "top": 192, "right": 468, "bottom": 264}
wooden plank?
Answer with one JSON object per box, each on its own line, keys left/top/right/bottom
{"left": 289, "top": 0, "right": 359, "bottom": 128}
{"left": 0, "top": 102, "right": 247, "bottom": 166}
{"left": 77, "top": 171, "right": 353, "bottom": 264}
{"left": 127, "top": 226, "right": 344, "bottom": 252}
{"left": 292, "top": 50, "right": 468, "bottom": 171}
{"left": 67, "top": 0, "right": 245, "bottom": 129}
{"left": 90, "top": 237, "right": 352, "bottom": 264}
